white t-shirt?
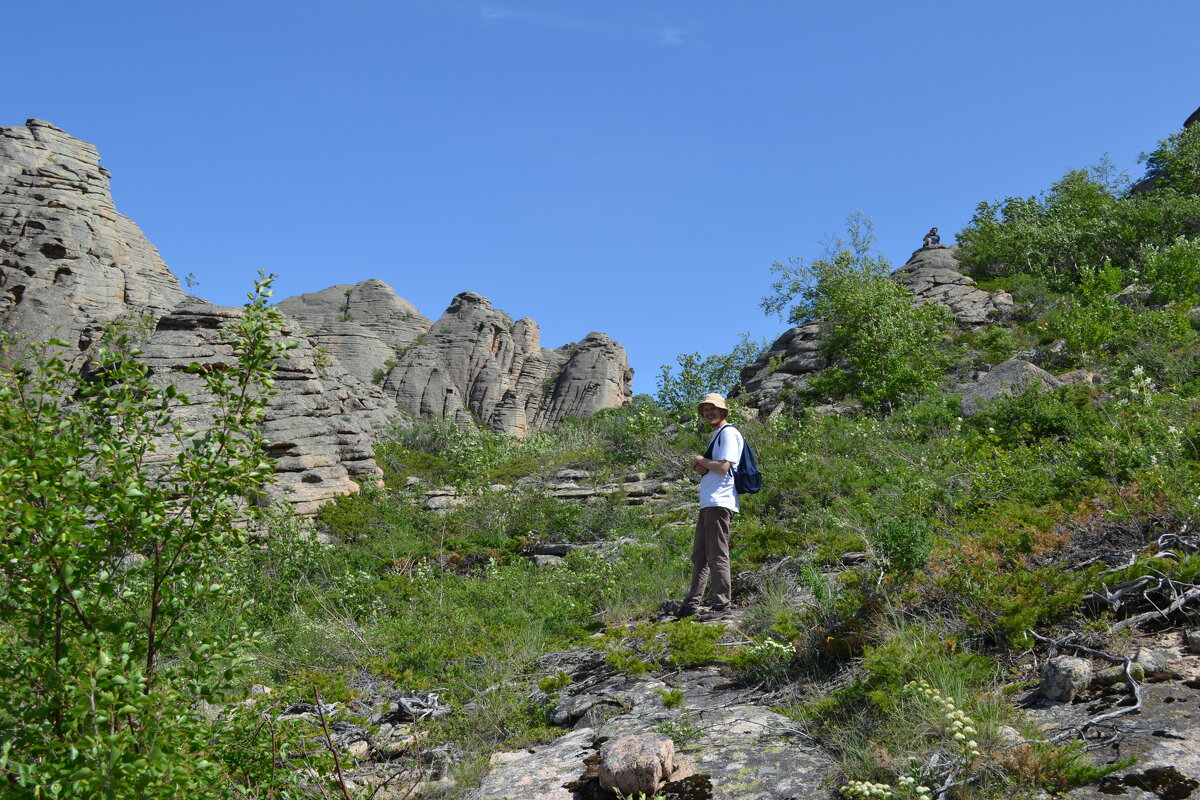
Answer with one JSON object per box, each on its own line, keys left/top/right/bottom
{"left": 699, "top": 424, "right": 743, "bottom": 512}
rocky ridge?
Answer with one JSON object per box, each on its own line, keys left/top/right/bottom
{"left": 469, "top": 644, "right": 836, "bottom": 800}
{"left": 280, "top": 285, "right": 633, "bottom": 436}
{"left": 0, "top": 119, "right": 633, "bottom": 514}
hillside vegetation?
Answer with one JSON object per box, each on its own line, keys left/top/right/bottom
{"left": 3, "top": 123, "right": 1200, "bottom": 798}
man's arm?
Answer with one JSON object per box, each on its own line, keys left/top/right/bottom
{"left": 691, "top": 455, "right": 732, "bottom": 475}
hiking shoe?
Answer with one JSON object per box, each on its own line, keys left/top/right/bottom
{"left": 698, "top": 607, "right": 732, "bottom": 622}
{"left": 676, "top": 604, "right": 702, "bottom": 618}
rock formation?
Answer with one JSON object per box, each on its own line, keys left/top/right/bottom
{"left": 276, "top": 280, "right": 431, "bottom": 387}
{"left": 135, "top": 299, "right": 394, "bottom": 516}
{"left": 0, "top": 119, "right": 394, "bottom": 516}
{"left": 959, "top": 358, "right": 1062, "bottom": 417}
{"left": 466, "top": 649, "right": 836, "bottom": 800}
{"left": 735, "top": 244, "right": 1013, "bottom": 417}
{"left": 0, "top": 119, "right": 186, "bottom": 352}
{"left": 0, "top": 118, "right": 633, "bottom": 513}
{"left": 280, "top": 285, "right": 633, "bottom": 436}
{"left": 892, "top": 244, "right": 1013, "bottom": 326}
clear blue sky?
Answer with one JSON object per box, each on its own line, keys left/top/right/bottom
{"left": 5, "top": 1, "right": 1198, "bottom": 394}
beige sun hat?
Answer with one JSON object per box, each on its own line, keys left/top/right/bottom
{"left": 697, "top": 393, "right": 729, "bottom": 413}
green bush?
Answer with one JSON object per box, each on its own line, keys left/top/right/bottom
{"left": 763, "top": 212, "right": 953, "bottom": 409}
{"left": 1141, "top": 235, "right": 1200, "bottom": 303}
{"left": 958, "top": 132, "right": 1200, "bottom": 289}
{"left": 0, "top": 275, "right": 313, "bottom": 798}
{"left": 1139, "top": 120, "right": 1200, "bottom": 195}
{"left": 597, "top": 621, "right": 728, "bottom": 674}
{"left": 868, "top": 514, "right": 934, "bottom": 580}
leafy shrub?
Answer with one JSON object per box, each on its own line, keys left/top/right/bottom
{"left": 597, "top": 621, "right": 728, "bottom": 674}
{"left": 1139, "top": 120, "right": 1200, "bottom": 195}
{"left": 537, "top": 670, "right": 573, "bottom": 694}
{"left": 0, "top": 276, "right": 310, "bottom": 798}
{"left": 1141, "top": 235, "right": 1200, "bottom": 303}
{"left": 869, "top": 514, "right": 934, "bottom": 580}
{"left": 968, "top": 384, "right": 1098, "bottom": 446}
{"left": 732, "top": 637, "right": 797, "bottom": 686}
{"left": 958, "top": 134, "right": 1200, "bottom": 289}
{"left": 763, "top": 213, "right": 952, "bottom": 409}
{"left": 655, "top": 688, "right": 686, "bottom": 708}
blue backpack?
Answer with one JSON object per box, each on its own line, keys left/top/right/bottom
{"left": 704, "top": 425, "right": 762, "bottom": 495}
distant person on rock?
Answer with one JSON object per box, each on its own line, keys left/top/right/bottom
{"left": 923, "top": 227, "right": 941, "bottom": 247}
{"left": 679, "top": 393, "right": 743, "bottom": 621}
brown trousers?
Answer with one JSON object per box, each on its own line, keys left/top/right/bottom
{"left": 684, "top": 506, "right": 733, "bottom": 611}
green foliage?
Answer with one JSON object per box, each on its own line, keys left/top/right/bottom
{"left": 379, "top": 415, "right": 519, "bottom": 487}
{"left": 537, "top": 670, "right": 573, "bottom": 694}
{"left": 968, "top": 383, "right": 1099, "bottom": 446}
{"left": 656, "top": 333, "right": 766, "bottom": 417}
{"left": 656, "top": 712, "right": 703, "bottom": 748}
{"left": 99, "top": 310, "right": 158, "bottom": 347}
{"left": 962, "top": 324, "right": 1019, "bottom": 364}
{"left": 958, "top": 134, "right": 1200, "bottom": 288}
{"left": 1139, "top": 120, "right": 1200, "bottom": 196}
{"left": 0, "top": 275, "right": 310, "bottom": 798}
{"left": 958, "top": 167, "right": 1133, "bottom": 284}
{"left": 731, "top": 637, "right": 797, "bottom": 687}
{"left": 655, "top": 688, "right": 685, "bottom": 708}
{"left": 597, "top": 621, "right": 728, "bottom": 674}
{"left": 868, "top": 514, "right": 934, "bottom": 580}
{"left": 763, "top": 213, "right": 953, "bottom": 409}
{"left": 1140, "top": 235, "right": 1200, "bottom": 303}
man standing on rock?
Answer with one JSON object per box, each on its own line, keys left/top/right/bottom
{"left": 680, "top": 393, "right": 743, "bottom": 620}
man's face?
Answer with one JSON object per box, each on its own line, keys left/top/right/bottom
{"left": 699, "top": 403, "right": 726, "bottom": 428}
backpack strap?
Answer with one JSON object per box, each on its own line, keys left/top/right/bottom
{"left": 704, "top": 425, "right": 737, "bottom": 461}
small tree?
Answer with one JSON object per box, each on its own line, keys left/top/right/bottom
{"left": 655, "top": 334, "right": 765, "bottom": 419}
{"left": 762, "top": 213, "right": 951, "bottom": 410}
{"left": 0, "top": 274, "right": 305, "bottom": 798}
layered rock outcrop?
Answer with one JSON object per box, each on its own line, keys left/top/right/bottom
{"left": 0, "top": 119, "right": 633, "bottom": 514}
{"left": 893, "top": 244, "right": 1013, "bottom": 325}
{"left": 0, "top": 119, "right": 392, "bottom": 516}
{"left": 276, "top": 280, "right": 431, "bottom": 386}
{"left": 0, "top": 119, "right": 186, "bottom": 351}
{"left": 735, "top": 244, "right": 1013, "bottom": 416}
{"left": 135, "top": 299, "right": 393, "bottom": 516}
{"left": 281, "top": 285, "right": 633, "bottom": 436}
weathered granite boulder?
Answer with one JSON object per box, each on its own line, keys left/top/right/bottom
{"left": 734, "top": 322, "right": 825, "bottom": 416}
{"left": 598, "top": 734, "right": 675, "bottom": 796}
{"left": 282, "top": 286, "right": 634, "bottom": 436}
{"left": 0, "top": 119, "right": 631, "bottom": 515}
{"left": 1040, "top": 655, "right": 1093, "bottom": 702}
{"left": 276, "top": 280, "right": 432, "bottom": 386}
{"left": 465, "top": 727, "right": 595, "bottom": 800}
{"left": 960, "top": 358, "right": 1063, "bottom": 417}
{"left": 482, "top": 650, "right": 839, "bottom": 800}
{"left": 0, "top": 120, "right": 399, "bottom": 517}
{"left": 1028, "top": 640, "right": 1200, "bottom": 800}
{"left": 0, "top": 119, "right": 186, "bottom": 351}
{"left": 892, "top": 244, "right": 1013, "bottom": 326}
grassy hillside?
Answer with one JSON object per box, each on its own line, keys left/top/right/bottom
{"left": 4, "top": 123, "right": 1199, "bottom": 798}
